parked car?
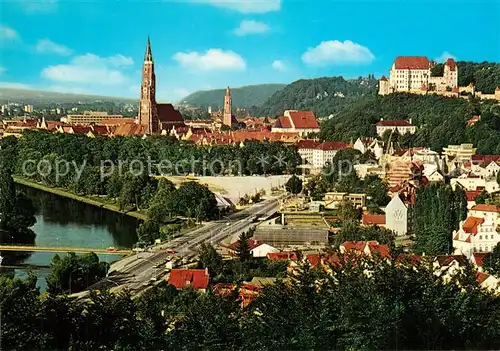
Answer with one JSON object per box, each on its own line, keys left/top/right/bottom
{"left": 107, "top": 247, "right": 117, "bottom": 252}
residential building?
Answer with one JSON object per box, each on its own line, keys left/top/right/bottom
{"left": 24, "top": 105, "right": 33, "bottom": 113}
{"left": 271, "top": 110, "right": 320, "bottom": 136}
{"left": 450, "top": 174, "right": 499, "bottom": 193}
{"left": 312, "top": 141, "right": 349, "bottom": 171}
{"left": 353, "top": 138, "right": 384, "bottom": 159}
{"left": 66, "top": 111, "right": 124, "bottom": 125}
{"left": 453, "top": 204, "right": 500, "bottom": 257}
{"left": 295, "top": 139, "right": 321, "bottom": 166}
{"left": 168, "top": 268, "right": 210, "bottom": 292}
{"left": 339, "top": 241, "right": 390, "bottom": 258}
{"left": 443, "top": 143, "right": 476, "bottom": 166}
{"left": 376, "top": 118, "right": 416, "bottom": 137}
{"left": 323, "top": 192, "right": 366, "bottom": 209}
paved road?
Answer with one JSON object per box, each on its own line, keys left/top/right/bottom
{"left": 88, "top": 196, "right": 280, "bottom": 293}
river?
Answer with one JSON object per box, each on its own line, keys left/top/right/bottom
{"left": 1, "top": 185, "right": 140, "bottom": 291}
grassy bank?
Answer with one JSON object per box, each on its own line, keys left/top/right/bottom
{"left": 13, "top": 176, "right": 148, "bottom": 221}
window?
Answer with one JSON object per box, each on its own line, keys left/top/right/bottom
{"left": 479, "top": 235, "right": 482, "bottom": 240}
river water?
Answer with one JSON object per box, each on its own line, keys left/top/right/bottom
{"left": 1, "top": 186, "right": 139, "bottom": 291}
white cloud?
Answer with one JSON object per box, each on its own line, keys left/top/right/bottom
{"left": 173, "top": 49, "right": 246, "bottom": 71}
{"left": 36, "top": 38, "right": 72, "bottom": 55}
{"left": 0, "top": 67, "right": 6, "bottom": 76}
{"left": 302, "top": 40, "right": 375, "bottom": 66}
{"left": 234, "top": 20, "right": 269, "bottom": 36}
{"left": 0, "top": 25, "right": 19, "bottom": 41}
{"left": 0, "top": 82, "right": 32, "bottom": 90}
{"left": 41, "top": 53, "right": 134, "bottom": 85}
{"left": 193, "top": 0, "right": 280, "bottom": 13}
{"left": 272, "top": 60, "right": 287, "bottom": 71}
{"left": 435, "top": 51, "right": 457, "bottom": 63}
{"left": 18, "top": 0, "right": 58, "bottom": 13}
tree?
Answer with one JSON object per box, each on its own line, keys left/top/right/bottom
{"left": 365, "top": 176, "right": 390, "bottom": 207}
{"left": 483, "top": 242, "right": 500, "bottom": 276}
{"left": 197, "top": 243, "right": 223, "bottom": 276}
{"left": 0, "top": 152, "right": 37, "bottom": 238}
{"left": 285, "top": 175, "right": 303, "bottom": 194}
{"left": 338, "top": 200, "right": 360, "bottom": 223}
{"left": 46, "top": 252, "right": 109, "bottom": 295}
{"left": 236, "top": 230, "right": 253, "bottom": 261}
{"left": 137, "top": 219, "right": 161, "bottom": 244}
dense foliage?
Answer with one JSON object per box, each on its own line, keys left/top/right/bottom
{"left": 181, "top": 84, "right": 286, "bottom": 108}
{"left": 1, "top": 132, "right": 300, "bottom": 218}
{"left": 413, "top": 183, "right": 467, "bottom": 255}
{"left": 0, "top": 150, "right": 36, "bottom": 242}
{"left": 320, "top": 93, "right": 500, "bottom": 153}
{"left": 431, "top": 61, "right": 500, "bottom": 93}
{"left": 249, "top": 76, "right": 378, "bottom": 117}
{"left": 46, "top": 252, "right": 109, "bottom": 295}
{"left": 2, "top": 255, "right": 499, "bottom": 350}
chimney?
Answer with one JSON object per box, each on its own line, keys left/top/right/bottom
{"left": 409, "top": 118, "right": 412, "bottom": 125}
{"left": 205, "top": 267, "right": 209, "bottom": 275}
{"left": 380, "top": 118, "right": 384, "bottom": 121}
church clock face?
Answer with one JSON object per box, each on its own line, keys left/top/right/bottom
{"left": 393, "top": 208, "right": 404, "bottom": 222}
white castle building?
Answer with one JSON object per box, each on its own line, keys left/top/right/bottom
{"left": 379, "top": 56, "right": 458, "bottom": 95}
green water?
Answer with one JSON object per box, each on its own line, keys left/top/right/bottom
{"left": 1, "top": 185, "right": 139, "bottom": 291}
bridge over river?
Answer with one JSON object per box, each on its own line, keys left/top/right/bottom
{"left": 0, "top": 245, "right": 132, "bottom": 255}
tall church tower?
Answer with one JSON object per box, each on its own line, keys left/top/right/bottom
{"left": 138, "top": 37, "right": 159, "bottom": 134}
{"left": 223, "top": 86, "right": 233, "bottom": 126}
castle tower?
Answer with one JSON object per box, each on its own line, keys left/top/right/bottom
{"left": 138, "top": 36, "right": 159, "bottom": 134}
{"left": 223, "top": 86, "right": 233, "bottom": 126}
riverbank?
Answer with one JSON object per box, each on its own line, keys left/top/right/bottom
{"left": 13, "top": 176, "right": 148, "bottom": 221}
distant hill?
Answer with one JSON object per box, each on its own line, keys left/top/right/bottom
{"left": 180, "top": 84, "right": 287, "bottom": 108}
{"left": 248, "top": 76, "right": 379, "bottom": 117}
{"left": 0, "top": 88, "right": 137, "bottom": 105}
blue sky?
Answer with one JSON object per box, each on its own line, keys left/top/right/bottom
{"left": 0, "top": 0, "right": 499, "bottom": 102}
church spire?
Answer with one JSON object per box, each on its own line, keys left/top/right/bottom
{"left": 144, "top": 36, "right": 153, "bottom": 61}
{"left": 226, "top": 86, "right": 231, "bottom": 96}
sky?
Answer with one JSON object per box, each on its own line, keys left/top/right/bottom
{"left": 0, "top": 0, "right": 499, "bottom": 102}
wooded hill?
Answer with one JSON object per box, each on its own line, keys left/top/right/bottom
{"left": 319, "top": 93, "right": 500, "bottom": 154}
{"left": 248, "top": 75, "right": 378, "bottom": 117}
{"left": 180, "top": 84, "right": 286, "bottom": 109}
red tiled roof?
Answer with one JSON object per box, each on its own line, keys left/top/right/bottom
{"left": 267, "top": 252, "right": 298, "bottom": 261}
{"left": 395, "top": 253, "right": 423, "bottom": 264}
{"left": 113, "top": 122, "right": 146, "bottom": 136}
{"left": 445, "top": 58, "right": 457, "bottom": 71}
{"left": 476, "top": 271, "right": 490, "bottom": 285}
{"left": 99, "top": 117, "right": 133, "bottom": 126}
{"left": 316, "top": 141, "right": 348, "bottom": 151}
{"left": 362, "top": 213, "right": 386, "bottom": 226}
{"left": 376, "top": 120, "right": 412, "bottom": 127}
{"left": 212, "top": 283, "right": 237, "bottom": 297}
{"left": 394, "top": 56, "right": 430, "bottom": 70}
{"left": 288, "top": 111, "right": 319, "bottom": 129}
{"left": 435, "top": 255, "right": 468, "bottom": 267}
{"left": 380, "top": 75, "right": 388, "bottom": 81}
{"left": 91, "top": 125, "right": 109, "bottom": 135}
{"left": 465, "top": 190, "right": 483, "bottom": 202}
{"left": 157, "top": 103, "right": 184, "bottom": 123}
{"left": 471, "top": 204, "right": 500, "bottom": 213}
{"left": 367, "top": 242, "right": 390, "bottom": 258}
{"left": 306, "top": 254, "right": 321, "bottom": 267}
{"left": 168, "top": 268, "right": 210, "bottom": 290}
{"left": 71, "top": 126, "right": 92, "bottom": 134}
{"left": 295, "top": 139, "right": 321, "bottom": 149}
{"left": 473, "top": 252, "right": 487, "bottom": 267}
{"left": 275, "top": 116, "right": 293, "bottom": 129}
{"left": 471, "top": 154, "right": 500, "bottom": 166}
{"left": 463, "top": 216, "right": 484, "bottom": 235}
